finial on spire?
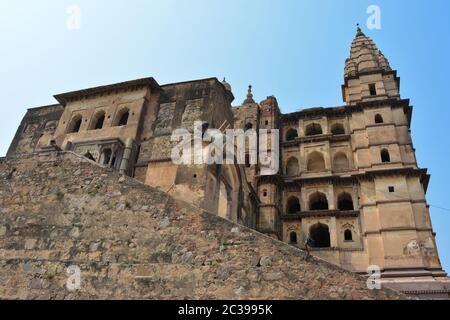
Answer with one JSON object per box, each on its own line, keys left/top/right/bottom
{"left": 243, "top": 84, "right": 255, "bottom": 104}
{"left": 356, "top": 23, "right": 365, "bottom": 37}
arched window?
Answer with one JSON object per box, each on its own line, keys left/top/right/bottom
{"left": 115, "top": 108, "right": 129, "bottom": 126}
{"left": 289, "top": 232, "right": 298, "bottom": 244}
{"left": 333, "top": 152, "right": 349, "bottom": 172}
{"left": 286, "top": 157, "right": 299, "bottom": 176}
{"left": 309, "top": 192, "right": 328, "bottom": 211}
{"left": 344, "top": 229, "right": 353, "bottom": 241}
{"left": 245, "top": 123, "right": 253, "bottom": 130}
{"left": 91, "top": 111, "right": 106, "bottom": 130}
{"left": 375, "top": 114, "right": 384, "bottom": 124}
{"left": 285, "top": 128, "right": 298, "bottom": 141}
{"left": 337, "top": 192, "right": 354, "bottom": 211}
{"left": 67, "top": 115, "right": 82, "bottom": 133}
{"left": 307, "top": 151, "right": 326, "bottom": 172}
{"left": 305, "top": 123, "right": 323, "bottom": 136}
{"left": 381, "top": 149, "right": 391, "bottom": 163}
{"left": 309, "top": 223, "right": 330, "bottom": 248}
{"left": 331, "top": 123, "right": 345, "bottom": 135}
{"left": 286, "top": 196, "right": 301, "bottom": 214}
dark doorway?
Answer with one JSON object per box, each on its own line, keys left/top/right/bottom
{"left": 287, "top": 197, "right": 301, "bottom": 214}
{"left": 289, "top": 232, "right": 298, "bottom": 244}
{"left": 309, "top": 192, "right": 328, "bottom": 211}
{"left": 309, "top": 223, "right": 331, "bottom": 248}
{"left": 337, "top": 193, "right": 354, "bottom": 211}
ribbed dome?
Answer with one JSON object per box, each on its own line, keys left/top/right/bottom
{"left": 344, "top": 26, "right": 391, "bottom": 78}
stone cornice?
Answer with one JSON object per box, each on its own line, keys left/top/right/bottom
{"left": 54, "top": 77, "right": 161, "bottom": 105}
{"left": 280, "top": 98, "right": 411, "bottom": 123}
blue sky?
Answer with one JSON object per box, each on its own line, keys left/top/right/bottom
{"left": 1, "top": 0, "right": 449, "bottom": 272}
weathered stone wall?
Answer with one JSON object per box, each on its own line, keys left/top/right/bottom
{"left": 7, "top": 104, "right": 64, "bottom": 157}
{"left": 0, "top": 152, "right": 406, "bottom": 299}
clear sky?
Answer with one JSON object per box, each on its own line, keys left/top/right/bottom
{"left": 1, "top": 0, "right": 449, "bottom": 272}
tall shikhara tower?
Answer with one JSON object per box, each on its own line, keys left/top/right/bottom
{"left": 338, "top": 26, "right": 448, "bottom": 295}
{"left": 234, "top": 26, "right": 450, "bottom": 298}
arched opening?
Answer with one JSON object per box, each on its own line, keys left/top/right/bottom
{"left": 115, "top": 108, "right": 130, "bottom": 126}
{"left": 245, "top": 123, "right": 253, "bottom": 130}
{"left": 375, "top": 114, "right": 384, "bottom": 124}
{"left": 344, "top": 229, "right": 353, "bottom": 241}
{"left": 102, "top": 148, "right": 112, "bottom": 166}
{"left": 333, "top": 152, "right": 349, "bottom": 172}
{"left": 305, "top": 123, "right": 323, "bottom": 136}
{"left": 307, "top": 151, "right": 326, "bottom": 172}
{"left": 286, "top": 196, "right": 301, "bottom": 214}
{"left": 91, "top": 111, "right": 105, "bottom": 130}
{"left": 381, "top": 149, "right": 391, "bottom": 163}
{"left": 309, "top": 192, "right": 328, "bottom": 211}
{"left": 289, "top": 232, "right": 298, "bottom": 244}
{"left": 67, "top": 115, "right": 82, "bottom": 133}
{"left": 309, "top": 223, "right": 330, "bottom": 248}
{"left": 285, "top": 128, "right": 298, "bottom": 141}
{"left": 286, "top": 157, "right": 299, "bottom": 176}
{"left": 337, "top": 192, "right": 354, "bottom": 211}
{"left": 331, "top": 123, "right": 345, "bottom": 135}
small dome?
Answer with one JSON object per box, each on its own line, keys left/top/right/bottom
{"left": 222, "top": 78, "right": 232, "bottom": 92}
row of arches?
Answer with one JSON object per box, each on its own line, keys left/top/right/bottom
{"left": 285, "top": 123, "right": 346, "bottom": 141}
{"left": 289, "top": 223, "right": 354, "bottom": 247}
{"left": 284, "top": 113, "right": 386, "bottom": 142}
{"left": 286, "top": 192, "right": 354, "bottom": 214}
{"left": 66, "top": 108, "right": 130, "bottom": 134}
{"left": 285, "top": 148, "right": 392, "bottom": 176}
{"left": 285, "top": 152, "right": 349, "bottom": 175}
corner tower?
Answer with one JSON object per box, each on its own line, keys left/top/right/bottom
{"left": 341, "top": 26, "right": 449, "bottom": 297}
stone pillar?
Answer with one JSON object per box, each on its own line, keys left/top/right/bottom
{"left": 120, "top": 138, "right": 134, "bottom": 175}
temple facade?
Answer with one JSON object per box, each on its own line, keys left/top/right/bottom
{"left": 6, "top": 27, "right": 449, "bottom": 298}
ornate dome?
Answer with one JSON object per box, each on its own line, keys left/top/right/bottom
{"left": 344, "top": 25, "right": 391, "bottom": 78}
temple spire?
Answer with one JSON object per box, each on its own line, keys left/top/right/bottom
{"left": 243, "top": 85, "right": 255, "bottom": 104}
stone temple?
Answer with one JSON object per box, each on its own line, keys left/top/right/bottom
{"left": 3, "top": 26, "right": 449, "bottom": 299}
